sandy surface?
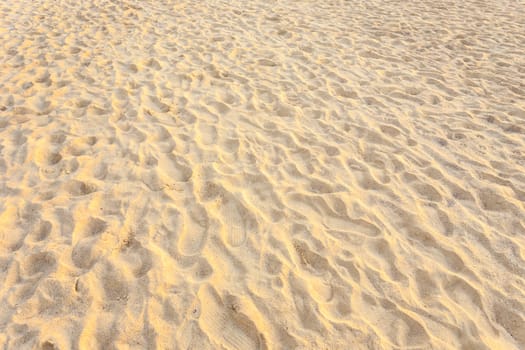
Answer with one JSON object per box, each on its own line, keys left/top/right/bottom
{"left": 1, "top": 0, "right": 525, "bottom": 349}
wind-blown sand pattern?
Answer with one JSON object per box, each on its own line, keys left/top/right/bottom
{"left": 1, "top": 0, "right": 525, "bottom": 348}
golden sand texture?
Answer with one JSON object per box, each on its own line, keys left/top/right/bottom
{"left": 1, "top": 0, "right": 525, "bottom": 348}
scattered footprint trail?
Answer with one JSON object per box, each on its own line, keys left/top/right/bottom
{"left": 1, "top": 0, "right": 524, "bottom": 349}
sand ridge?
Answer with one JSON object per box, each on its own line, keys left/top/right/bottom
{"left": 1, "top": 0, "right": 525, "bottom": 349}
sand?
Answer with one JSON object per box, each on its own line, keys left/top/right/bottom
{"left": 1, "top": 0, "right": 524, "bottom": 349}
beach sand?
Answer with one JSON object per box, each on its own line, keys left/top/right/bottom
{"left": 1, "top": 0, "right": 524, "bottom": 348}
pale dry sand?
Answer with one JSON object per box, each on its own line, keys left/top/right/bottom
{"left": 1, "top": 0, "right": 525, "bottom": 349}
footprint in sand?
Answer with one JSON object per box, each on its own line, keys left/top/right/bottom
{"left": 197, "top": 285, "right": 266, "bottom": 350}
{"left": 216, "top": 195, "right": 255, "bottom": 248}
{"left": 197, "top": 183, "right": 250, "bottom": 248}
{"left": 178, "top": 203, "right": 209, "bottom": 256}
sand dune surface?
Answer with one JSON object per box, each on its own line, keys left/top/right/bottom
{"left": 1, "top": 0, "right": 525, "bottom": 349}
